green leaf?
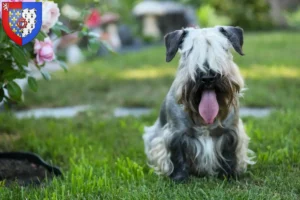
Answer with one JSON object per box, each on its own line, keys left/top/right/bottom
{"left": 0, "top": 43, "right": 10, "bottom": 49}
{"left": 100, "top": 40, "right": 117, "bottom": 54}
{"left": 40, "top": 69, "right": 51, "bottom": 81}
{"left": 79, "top": 26, "right": 89, "bottom": 37}
{"left": 11, "top": 43, "right": 29, "bottom": 67}
{"left": 51, "top": 26, "right": 62, "bottom": 37}
{"left": 58, "top": 60, "right": 68, "bottom": 72}
{"left": 6, "top": 81, "right": 22, "bottom": 101}
{"left": 36, "top": 31, "right": 47, "bottom": 41}
{"left": 53, "top": 22, "right": 71, "bottom": 34}
{"left": 2, "top": 69, "right": 26, "bottom": 81}
{"left": 28, "top": 76, "right": 38, "bottom": 92}
{"left": 23, "top": 43, "right": 34, "bottom": 58}
{"left": 0, "top": 59, "right": 13, "bottom": 70}
{"left": 88, "top": 41, "right": 101, "bottom": 54}
{"left": 78, "top": 31, "right": 85, "bottom": 38}
{"left": 0, "top": 88, "right": 4, "bottom": 102}
{"left": 0, "top": 23, "right": 6, "bottom": 43}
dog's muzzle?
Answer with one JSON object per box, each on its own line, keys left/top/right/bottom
{"left": 201, "top": 71, "right": 220, "bottom": 89}
{"left": 201, "top": 76, "right": 216, "bottom": 89}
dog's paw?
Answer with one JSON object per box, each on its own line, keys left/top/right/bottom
{"left": 170, "top": 171, "right": 189, "bottom": 183}
{"left": 217, "top": 171, "right": 239, "bottom": 181}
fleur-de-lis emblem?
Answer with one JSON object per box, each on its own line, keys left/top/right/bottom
{"left": 3, "top": 3, "right": 8, "bottom": 11}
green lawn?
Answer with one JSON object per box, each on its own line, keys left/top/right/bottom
{"left": 0, "top": 32, "right": 300, "bottom": 199}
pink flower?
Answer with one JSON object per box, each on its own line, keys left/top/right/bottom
{"left": 85, "top": 9, "right": 101, "bottom": 29}
{"left": 34, "top": 37, "right": 55, "bottom": 65}
{"left": 0, "top": 0, "right": 35, "bottom": 19}
{"left": 41, "top": 1, "right": 60, "bottom": 33}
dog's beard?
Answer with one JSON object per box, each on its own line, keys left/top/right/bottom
{"left": 177, "top": 74, "right": 240, "bottom": 124}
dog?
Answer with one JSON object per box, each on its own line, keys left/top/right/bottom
{"left": 143, "top": 26, "right": 255, "bottom": 182}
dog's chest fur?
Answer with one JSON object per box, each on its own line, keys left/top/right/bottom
{"left": 171, "top": 109, "right": 238, "bottom": 176}
{"left": 182, "top": 125, "right": 233, "bottom": 176}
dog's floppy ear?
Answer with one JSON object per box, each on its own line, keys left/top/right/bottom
{"left": 164, "top": 30, "right": 186, "bottom": 62}
{"left": 219, "top": 26, "right": 244, "bottom": 56}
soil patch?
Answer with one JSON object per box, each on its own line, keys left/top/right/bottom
{"left": 0, "top": 159, "right": 54, "bottom": 186}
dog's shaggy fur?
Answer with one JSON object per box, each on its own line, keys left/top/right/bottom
{"left": 143, "top": 26, "right": 255, "bottom": 182}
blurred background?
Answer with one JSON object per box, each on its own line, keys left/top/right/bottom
{"left": 6, "top": 0, "right": 299, "bottom": 116}
{"left": 50, "top": 0, "right": 300, "bottom": 64}
{"left": 0, "top": 0, "right": 298, "bottom": 128}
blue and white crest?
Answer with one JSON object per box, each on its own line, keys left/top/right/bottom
{"left": 2, "top": 2, "right": 42, "bottom": 46}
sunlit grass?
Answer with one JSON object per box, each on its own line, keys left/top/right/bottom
{"left": 118, "top": 66, "right": 175, "bottom": 79}
{"left": 241, "top": 66, "right": 300, "bottom": 79}
{"left": 93, "top": 65, "right": 300, "bottom": 80}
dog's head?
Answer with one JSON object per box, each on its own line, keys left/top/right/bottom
{"left": 165, "top": 26, "right": 245, "bottom": 125}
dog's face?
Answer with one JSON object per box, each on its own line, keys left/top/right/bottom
{"left": 165, "top": 26, "right": 245, "bottom": 125}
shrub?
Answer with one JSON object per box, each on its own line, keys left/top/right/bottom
{"left": 285, "top": 7, "right": 300, "bottom": 30}
{"left": 180, "top": 0, "right": 273, "bottom": 30}
{"left": 197, "top": 4, "right": 231, "bottom": 27}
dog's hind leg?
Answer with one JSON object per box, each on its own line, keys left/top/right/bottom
{"left": 143, "top": 121, "right": 174, "bottom": 175}
{"left": 235, "top": 119, "right": 256, "bottom": 174}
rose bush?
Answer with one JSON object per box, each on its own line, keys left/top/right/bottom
{"left": 0, "top": 0, "right": 69, "bottom": 103}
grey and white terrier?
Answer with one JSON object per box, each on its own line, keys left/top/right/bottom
{"left": 143, "top": 26, "right": 255, "bottom": 182}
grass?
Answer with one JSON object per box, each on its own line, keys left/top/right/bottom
{"left": 0, "top": 31, "right": 299, "bottom": 199}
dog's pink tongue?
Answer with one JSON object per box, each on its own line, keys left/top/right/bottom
{"left": 199, "top": 90, "right": 219, "bottom": 124}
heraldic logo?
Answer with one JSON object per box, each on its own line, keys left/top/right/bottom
{"left": 2, "top": 2, "right": 42, "bottom": 46}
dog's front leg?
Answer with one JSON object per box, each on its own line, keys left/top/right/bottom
{"left": 218, "top": 129, "right": 238, "bottom": 179}
{"left": 169, "top": 133, "right": 189, "bottom": 183}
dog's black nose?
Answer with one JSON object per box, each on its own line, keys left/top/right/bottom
{"left": 201, "top": 76, "right": 216, "bottom": 85}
